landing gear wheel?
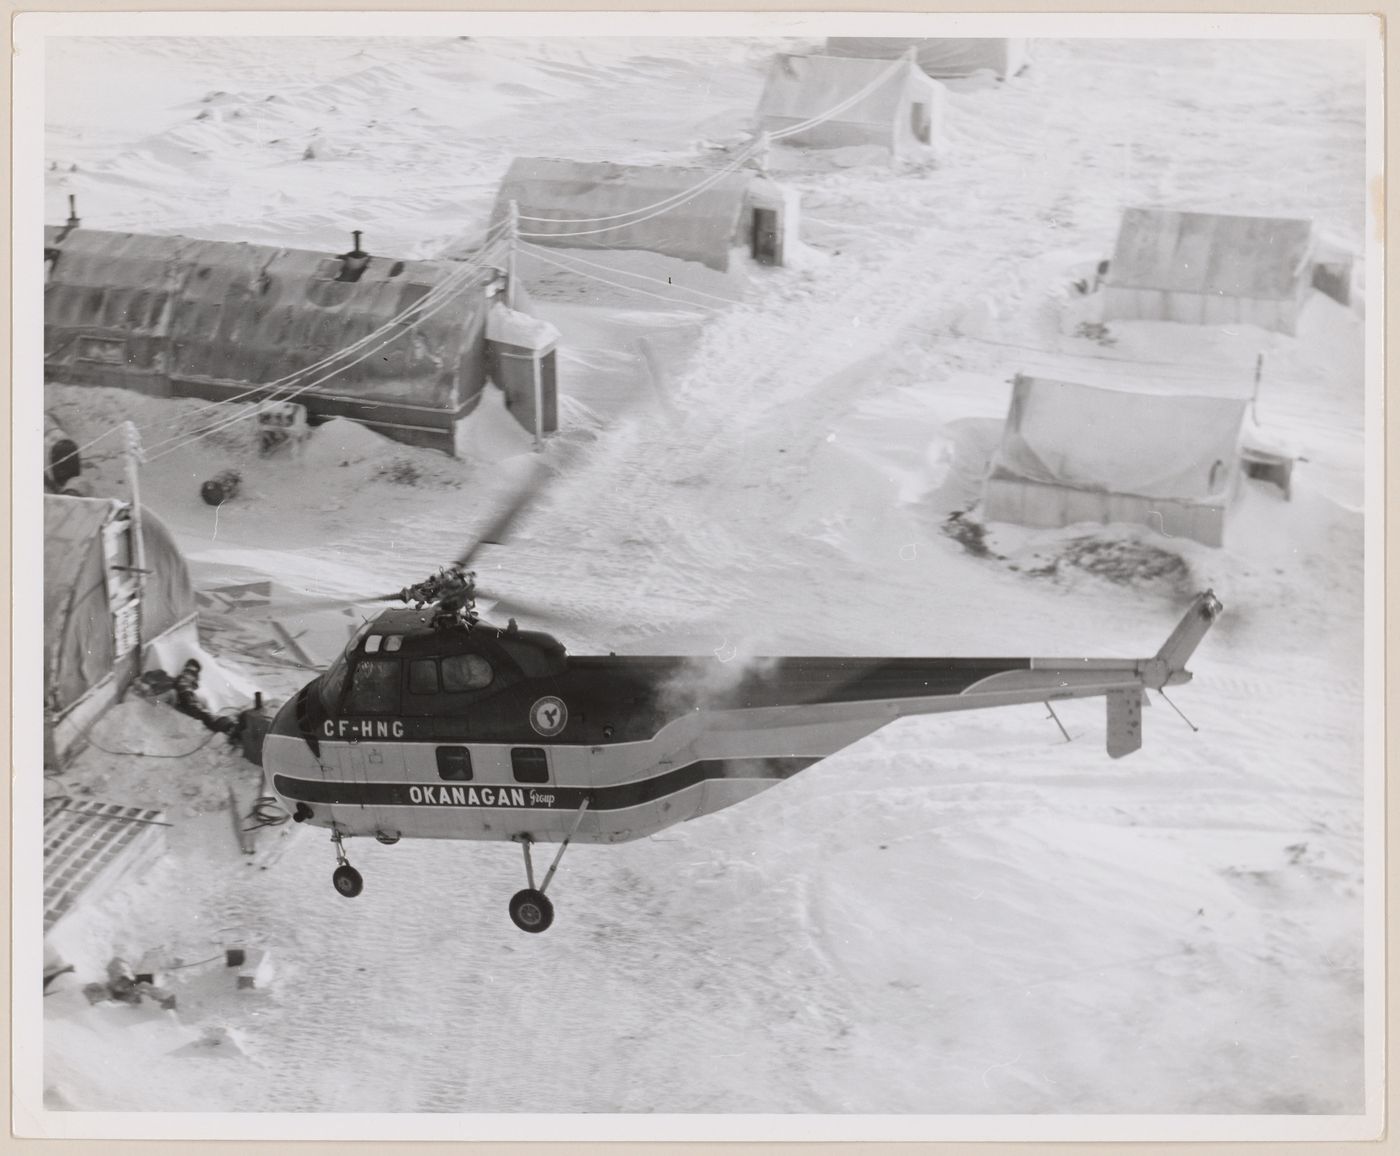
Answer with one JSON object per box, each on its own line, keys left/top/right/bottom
{"left": 333, "top": 864, "right": 364, "bottom": 898}
{"left": 509, "top": 888, "right": 554, "bottom": 933}
{"left": 374, "top": 832, "right": 400, "bottom": 846}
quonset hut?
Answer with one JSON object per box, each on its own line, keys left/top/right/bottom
{"left": 494, "top": 157, "right": 800, "bottom": 273}
{"left": 43, "top": 227, "right": 560, "bottom": 454}
{"left": 756, "top": 53, "right": 946, "bottom": 159}
{"left": 1100, "top": 208, "right": 1318, "bottom": 336}
{"left": 44, "top": 494, "right": 199, "bottom": 764}
{"left": 825, "top": 37, "right": 1029, "bottom": 80}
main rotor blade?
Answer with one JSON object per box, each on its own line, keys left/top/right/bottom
{"left": 473, "top": 583, "right": 573, "bottom": 629}
{"left": 452, "top": 455, "right": 552, "bottom": 570}
{"left": 226, "top": 590, "right": 403, "bottom": 615}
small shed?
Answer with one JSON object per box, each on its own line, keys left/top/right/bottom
{"left": 494, "top": 157, "right": 800, "bottom": 273}
{"left": 45, "top": 495, "right": 199, "bottom": 762}
{"left": 43, "top": 227, "right": 559, "bottom": 454}
{"left": 756, "top": 54, "right": 946, "bottom": 158}
{"left": 982, "top": 374, "right": 1251, "bottom": 547}
{"left": 825, "top": 37, "right": 1029, "bottom": 80}
{"left": 1101, "top": 208, "right": 1317, "bottom": 335}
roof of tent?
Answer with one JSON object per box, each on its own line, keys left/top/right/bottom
{"left": 1104, "top": 208, "right": 1316, "bottom": 301}
{"left": 993, "top": 375, "right": 1249, "bottom": 501}
{"left": 44, "top": 227, "right": 496, "bottom": 407}
{"left": 824, "top": 37, "right": 1026, "bottom": 78}
{"left": 756, "top": 54, "right": 930, "bottom": 128}
{"left": 494, "top": 157, "right": 757, "bottom": 272}
{"left": 44, "top": 495, "right": 197, "bottom": 712}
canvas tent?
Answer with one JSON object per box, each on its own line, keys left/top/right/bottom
{"left": 45, "top": 495, "right": 199, "bottom": 762}
{"left": 493, "top": 158, "right": 800, "bottom": 273}
{"left": 1101, "top": 208, "right": 1317, "bottom": 335}
{"left": 982, "top": 374, "right": 1250, "bottom": 547}
{"left": 825, "top": 37, "right": 1028, "bottom": 80}
{"left": 755, "top": 54, "right": 945, "bottom": 158}
{"left": 44, "top": 227, "right": 558, "bottom": 453}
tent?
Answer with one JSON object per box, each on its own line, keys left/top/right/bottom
{"left": 493, "top": 157, "right": 799, "bottom": 273}
{"left": 44, "top": 227, "right": 557, "bottom": 454}
{"left": 755, "top": 54, "right": 945, "bottom": 158}
{"left": 1101, "top": 208, "right": 1317, "bottom": 335}
{"left": 45, "top": 495, "right": 199, "bottom": 761}
{"left": 982, "top": 374, "right": 1250, "bottom": 547}
{"left": 825, "top": 37, "right": 1028, "bottom": 80}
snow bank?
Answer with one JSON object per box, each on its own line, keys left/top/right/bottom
{"left": 453, "top": 384, "right": 535, "bottom": 461}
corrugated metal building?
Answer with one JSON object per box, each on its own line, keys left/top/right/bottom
{"left": 494, "top": 157, "right": 800, "bottom": 272}
{"left": 1101, "top": 209, "right": 1317, "bottom": 335}
{"left": 825, "top": 37, "right": 1029, "bottom": 80}
{"left": 755, "top": 54, "right": 946, "bottom": 158}
{"left": 43, "top": 227, "right": 560, "bottom": 452}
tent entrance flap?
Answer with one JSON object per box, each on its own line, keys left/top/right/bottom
{"left": 911, "top": 101, "right": 932, "bottom": 144}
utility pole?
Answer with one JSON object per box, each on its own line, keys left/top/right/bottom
{"left": 1252, "top": 352, "right": 1264, "bottom": 424}
{"left": 122, "top": 421, "right": 147, "bottom": 684}
{"left": 507, "top": 199, "right": 520, "bottom": 310}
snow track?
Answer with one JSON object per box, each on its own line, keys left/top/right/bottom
{"left": 39, "top": 34, "right": 1371, "bottom": 1121}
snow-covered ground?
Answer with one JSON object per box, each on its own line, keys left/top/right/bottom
{"left": 28, "top": 28, "right": 1376, "bottom": 1136}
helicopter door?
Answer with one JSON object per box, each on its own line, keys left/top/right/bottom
{"left": 337, "top": 651, "right": 407, "bottom": 816}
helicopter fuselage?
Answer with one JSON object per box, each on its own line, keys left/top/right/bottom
{"left": 263, "top": 602, "right": 1210, "bottom": 848}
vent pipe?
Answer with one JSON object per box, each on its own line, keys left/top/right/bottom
{"left": 338, "top": 229, "right": 370, "bottom": 282}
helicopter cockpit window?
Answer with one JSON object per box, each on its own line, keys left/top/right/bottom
{"left": 319, "top": 656, "right": 349, "bottom": 714}
{"left": 441, "top": 653, "right": 493, "bottom": 692}
{"left": 344, "top": 658, "right": 402, "bottom": 714}
{"left": 407, "top": 659, "right": 439, "bottom": 695}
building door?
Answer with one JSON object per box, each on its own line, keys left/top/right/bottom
{"left": 538, "top": 349, "right": 558, "bottom": 434}
{"left": 910, "top": 102, "right": 932, "bottom": 144}
{"left": 100, "top": 518, "right": 141, "bottom": 684}
{"left": 751, "top": 208, "right": 781, "bottom": 266}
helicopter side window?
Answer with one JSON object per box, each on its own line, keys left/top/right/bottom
{"left": 408, "top": 659, "right": 439, "bottom": 695}
{"left": 511, "top": 747, "right": 549, "bottom": 784}
{"left": 344, "top": 658, "right": 403, "bottom": 714}
{"left": 441, "top": 654, "right": 493, "bottom": 692}
{"left": 436, "top": 747, "right": 473, "bottom": 781}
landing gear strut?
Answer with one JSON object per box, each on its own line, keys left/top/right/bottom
{"left": 508, "top": 798, "right": 590, "bottom": 933}
{"left": 330, "top": 831, "right": 363, "bottom": 898}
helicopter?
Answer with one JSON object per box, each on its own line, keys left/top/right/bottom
{"left": 264, "top": 464, "right": 1223, "bottom": 934}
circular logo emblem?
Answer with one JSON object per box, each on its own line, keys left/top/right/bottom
{"left": 529, "top": 696, "right": 568, "bottom": 737}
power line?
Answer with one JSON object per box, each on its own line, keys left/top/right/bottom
{"left": 516, "top": 152, "right": 762, "bottom": 241}
{"left": 515, "top": 145, "right": 760, "bottom": 226}
{"left": 143, "top": 239, "right": 507, "bottom": 461}
{"left": 768, "top": 54, "right": 910, "bottom": 141}
{"left": 519, "top": 241, "right": 739, "bottom": 307}
{"left": 515, "top": 52, "right": 908, "bottom": 240}
{"left": 45, "top": 221, "right": 512, "bottom": 474}
{"left": 141, "top": 239, "right": 511, "bottom": 462}
{"left": 519, "top": 245, "right": 724, "bottom": 313}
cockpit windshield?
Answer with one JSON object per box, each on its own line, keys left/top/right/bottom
{"left": 319, "top": 623, "right": 371, "bottom": 713}
{"left": 319, "top": 653, "right": 349, "bottom": 714}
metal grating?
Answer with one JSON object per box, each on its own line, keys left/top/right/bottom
{"left": 43, "top": 798, "right": 169, "bottom": 931}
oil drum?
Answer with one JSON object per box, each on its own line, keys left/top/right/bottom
{"left": 200, "top": 469, "right": 242, "bottom": 506}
